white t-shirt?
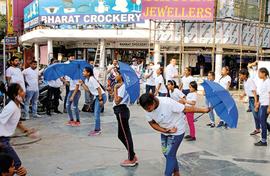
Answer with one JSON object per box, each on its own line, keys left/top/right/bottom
{"left": 145, "top": 97, "right": 186, "bottom": 136}
{"left": 259, "top": 79, "right": 270, "bottom": 106}
{"left": 145, "top": 68, "right": 155, "bottom": 86}
{"left": 6, "top": 67, "right": 26, "bottom": 91}
{"left": 243, "top": 78, "right": 256, "bottom": 97}
{"left": 165, "top": 64, "right": 179, "bottom": 84}
{"left": 22, "top": 67, "right": 39, "bottom": 91}
{"left": 169, "top": 88, "right": 185, "bottom": 102}
{"left": 155, "top": 75, "right": 167, "bottom": 94}
{"left": 85, "top": 76, "right": 105, "bottom": 96}
{"left": 186, "top": 92, "right": 197, "bottom": 107}
{"left": 217, "top": 75, "right": 231, "bottom": 90}
{"left": 0, "top": 101, "right": 21, "bottom": 137}
{"left": 69, "top": 79, "right": 80, "bottom": 91}
{"left": 181, "top": 76, "right": 195, "bottom": 90}
{"left": 113, "top": 84, "right": 130, "bottom": 107}
{"left": 48, "top": 78, "right": 63, "bottom": 88}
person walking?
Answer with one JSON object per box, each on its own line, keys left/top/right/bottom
{"left": 0, "top": 83, "right": 27, "bottom": 176}
{"left": 113, "top": 69, "right": 138, "bottom": 167}
{"left": 180, "top": 67, "right": 194, "bottom": 96}
{"left": 205, "top": 71, "right": 216, "bottom": 128}
{"left": 144, "top": 62, "right": 156, "bottom": 94}
{"left": 80, "top": 67, "right": 107, "bottom": 136}
{"left": 139, "top": 93, "right": 209, "bottom": 176}
{"left": 165, "top": 58, "right": 179, "bottom": 84}
{"left": 23, "top": 60, "right": 41, "bottom": 119}
{"left": 254, "top": 68, "right": 270, "bottom": 146}
{"left": 154, "top": 67, "right": 167, "bottom": 97}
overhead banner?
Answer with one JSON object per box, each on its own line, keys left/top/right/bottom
{"left": 24, "top": 0, "right": 143, "bottom": 28}
{"left": 142, "top": 0, "right": 215, "bottom": 21}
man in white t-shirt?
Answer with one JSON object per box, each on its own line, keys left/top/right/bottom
{"left": 165, "top": 58, "right": 179, "bottom": 84}
{"left": 23, "top": 60, "right": 40, "bottom": 119}
{"left": 107, "top": 59, "right": 119, "bottom": 102}
{"left": 6, "top": 56, "right": 26, "bottom": 92}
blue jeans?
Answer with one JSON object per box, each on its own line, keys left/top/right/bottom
{"left": 66, "top": 90, "right": 81, "bottom": 121}
{"left": 159, "top": 92, "right": 167, "bottom": 97}
{"left": 161, "top": 133, "right": 184, "bottom": 176}
{"left": 249, "top": 97, "right": 260, "bottom": 130}
{"left": 182, "top": 89, "right": 190, "bottom": 96}
{"left": 259, "top": 106, "right": 270, "bottom": 142}
{"left": 94, "top": 93, "right": 107, "bottom": 131}
{"left": 205, "top": 99, "right": 215, "bottom": 123}
{"left": 24, "top": 90, "right": 39, "bottom": 117}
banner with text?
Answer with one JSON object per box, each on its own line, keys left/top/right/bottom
{"left": 142, "top": 0, "right": 215, "bottom": 21}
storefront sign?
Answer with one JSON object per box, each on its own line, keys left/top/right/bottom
{"left": 142, "top": 0, "right": 215, "bottom": 21}
{"left": 4, "top": 37, "right": 17, "bottom": 45}
{"left": 24, "top": 0, "right": 143, "bottom": 28}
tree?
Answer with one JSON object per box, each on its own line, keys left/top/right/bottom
{"left": 0, "top": 14, "right": 6, "bottom": 41}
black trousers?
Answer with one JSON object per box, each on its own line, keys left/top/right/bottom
{"left": 146, "top": 85, "right": 156, "bottom": 94}
{"left": 46, "top": 86, "right": 61, "bottom": 113}
{"left": 113, "top": 104, "right": 135, "bottom": 161}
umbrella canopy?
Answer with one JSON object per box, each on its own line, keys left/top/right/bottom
{"left": 118, "top": 61, "right": 140, "bottom": 104}
{"left": 201, "top": 80, "right": 238, "bottom": 128}
{"left": 43, "top": 63, "right": 67, "bottom": 81}
{"left": 65, "top": 60, "right": 93, "bottom": 80}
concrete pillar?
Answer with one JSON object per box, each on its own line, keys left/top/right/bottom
{"left": 215, "top": 47, "right": 223, "bottom": 78}
{"left": 181, "top": 54, "right": 189, "bottom": 74}
{"left": 83, "top": 48, "right": 87, "bottom": 60}
{"left": 154, "top": 42, "right": 161, "bottom": 65}
{"left": 100, "top": 39, "right": 105, "bottom": 68}
{"left": 34, "top": 43, "right": 39, "bottom": 69}
{"left": 47, "top": 40, "right": 53, "bottom": 65}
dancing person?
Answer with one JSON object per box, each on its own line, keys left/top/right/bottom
{"left": 107, "top": 59, "right": 118, "bottom": 102}
{"left": 206, "top": 71, "right": 216, "bottom": 128}
{"left": 167, "top": 80, "right": 185, "bottom": 102}
{"left": 216, "top": 66, "right": 231, "bottom": 128}
{"left": 165, "top": 58, "right": 179, "bottom": 84}
{"left": 183, "top": 81, "right": 198, "bottom": 141}
{"left": 144, "top": 62, "right": 156, "bottom": 94}
{"left": 139, "top": 93, "right": 209, "bottom": 176}
{"left": 23, "top": 60, "right": 40, "bottom": 119}
{"left": 79, "top": 67, "right": 107, "bottom": 136}
{"left": 0, "top": 84, "right": 27, "bottom": 176}
{"left": 154, "top": 67, "right": 167, "bottom": 97}
{"left": 113, "top": 69, "right": 138, "bottom": 167}
{"left": 180, "top": 67, "right": 194, "bottom": 96}
{"left": 239, "top": 69, "right": 260, "bottom": 135}
{"left": 254, "top": 68, "right": 270, "bottom": 146}
{"left": 66, "top": 79, "right": 81, "bottom": 127}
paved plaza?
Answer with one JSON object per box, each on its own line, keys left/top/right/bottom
{"left": 12, "top": 94, "right": 270, "bottom": 176}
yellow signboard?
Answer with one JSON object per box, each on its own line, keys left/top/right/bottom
{"left": 6, "top": 0, "right": 14, "bottom": 35}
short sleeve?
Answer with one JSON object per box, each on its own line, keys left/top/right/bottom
{"left": 249, "top": 79, "right": 257, "bottom": 91}
{"left": 118, "top": 85, "right": 125, "bottom": 98}
{"left": 0, "top": 103, "right": 16, "bottom": 124}
{"left": 177, "top": 89, "right": 185, "bottom": 98}
{"left": 91, "top": 77, "right": 100, "bottom": 89}
{"left": 158, "top": 76, "right": 164, "bottom": 84}
{"left": 145, "top": 113, "right": 153, "bottom": 122}
{"left": 170, "top": 99, "right": 185, "bottom": 113}
{"left": 6, "top": 68, "right": 11, "bottom": 77}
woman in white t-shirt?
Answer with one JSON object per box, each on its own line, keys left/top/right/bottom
{"left": 182, "top": 81, "right": 198, "bottom": 141}
{"left": 180, "top": 67, "right": 195, "bottom": 96}
{"left": 254, "top": 68, "right": 270, "bottom": 146}
{"left": 167, "top": 80, "right": 185, "bottom": 102}
{"left": 154, "top": 67, "right": 168, "bottom": 97}
{"left": 80, "top": 67, "right": 107, "bottom": 136}
{"left": 139, "top": 93, "right": 209, "bottom": 176}
{"left": 0, "top": 83, "right": 27, "bottom": 175}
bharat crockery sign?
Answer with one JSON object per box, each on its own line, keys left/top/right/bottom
{"left": 142, "top": 0, "right": 215, "bottom": 21}
{"left": 24, "top": 0, "right": 143, "bottom": 29}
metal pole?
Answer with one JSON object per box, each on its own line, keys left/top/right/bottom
{"left": 211, "top": 0, "right": 218, "bottom": 72}
{"left": 3, "top": 37, "right": 6, "bottom": 106}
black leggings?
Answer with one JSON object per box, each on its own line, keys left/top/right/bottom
{"left": 113, "top": 104, "right": 135, "bottom": 161}
{"left": 46, "top": 87, "right": 61, "bottom": 112}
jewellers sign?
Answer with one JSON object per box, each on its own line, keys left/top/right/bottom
{"left": 24, "top": 0, "right": 143, "bottom": 28}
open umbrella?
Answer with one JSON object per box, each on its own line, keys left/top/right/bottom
{"left": 201, "top": 80, "right": 238, "bottom": 128}
{"left": 43, "top": 63, "right": 67, "bottom": 81}
{"left": 65, "top": 60, "right": 93, "bottom": 80}
{"left": 118, "top": 61, "right": 140, "bottom": 104}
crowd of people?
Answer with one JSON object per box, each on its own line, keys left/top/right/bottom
{"left": 1, "top": 54, "right": 270, "bottom": 176}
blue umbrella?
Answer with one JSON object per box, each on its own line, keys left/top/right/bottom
{"left": 65, "top": 60, "right": 93, "bottom": 80}
{"left": 201, "top": 80, "right": 238, "bottom": 128}
{"left": 43, "top": 63, "right": 67, "bottom": 81}
{"left": 118, "top": 61, "right": 140, "bottom": 104}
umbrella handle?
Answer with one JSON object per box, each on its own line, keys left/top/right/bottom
{"left": 194, "top": 113, "right": 205, "bottom": 122}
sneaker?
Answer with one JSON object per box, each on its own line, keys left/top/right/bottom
{"left": 72, "top": 121, "right": 81, "bottom": 127}
{"left": 120, "top": 159, "right": 137, "bottom": 167}
{"left": 254, "top": 141, "right": 267, "bottom": 146}
{"left": 210, "top": 123, "right": 215, "bottom": 128}
{"left": 186, "top": 137, "right": 196, "bottom": 141}
{"left": 216, "top": 121, "right": 224, "bottom": 128}
{"left": 54, "top": 110, "right": 62, "bottom": 114}
{"left": 88, "top": 130, "right": 101, "bottom": 136}
{"left": 250, "top": 130, "right": 260, "bottom": 136}
{"left": 66, "top": 121, "right": 75, "bottom": 126}
{"left": 24, "top": 116, "right": 30, "bottom": 120}
{"left": 184, "top": 135, "right": 192, "bottom": 139}
{"left": 206, "top": 123, "right": 212, "bottom": 126}
{"left": 224, "top": 123, "right": 228, "bottom": 129}
{"left": 33, "top": 114, "right": 41, "bottom": 118}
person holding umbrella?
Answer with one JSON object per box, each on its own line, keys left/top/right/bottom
{"left": 113, "top": 69, "right": 138, "bottom": 167}
{"left": 79, "top": 67, "right": 107, "bottom": 136}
